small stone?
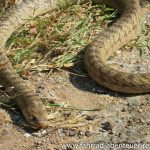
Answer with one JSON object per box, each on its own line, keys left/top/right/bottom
{"left": 101, "top": 122, "right": 112, "bottom": 132}
{"left": 41, "top": 130, "right": 47, "bottom": 135}
{"left": 36, "top": 141, "right": 42, "bottom": 145}
{"left": 85, "top": 115, "right": 95, "bottom": 120}
{"left": 42, "top": 139, "right": 46, "bottom": 143}
{"left": 32, "top": 132, "right": 42, "bottom": 137}
{"left": 68, "top": 130, "right": 77, "bottom": 137}
{"left": 24, "top": 133, "right": 31, "bottom": 137}
{"left": 85, "top": 131, "right": 92, "bottom": 137}
{"left": 36, "top": 146, "right": 40, "bottom": 149}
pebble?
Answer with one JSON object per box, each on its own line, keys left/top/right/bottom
{"left": 41, "top": 130, "right": 47, "bottom": 135}
{"left": 68, "top": 130, "right": 77, "bottom": 137}
{"left": 36, "top": 141, "right": 42, "bottom": 145}
{"left": 32, "top": 132, "right": 42, "bottom": 137}
{"left": 24, "top": 133, "right": 31, "bottom": 137}
{"left": 101, "top": 122, "right": 112, "bottom": 132}
{"left": 85, "top": 131, "right": 93, "bottom": 137}
{"left": 85, "top": 115, "right": 95, "bottom": 120}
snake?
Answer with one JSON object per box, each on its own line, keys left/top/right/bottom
{"left": 0, "top": 0, "right": 149, "bottom": 128}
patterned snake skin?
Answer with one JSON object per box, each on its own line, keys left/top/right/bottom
{"left": 85, "top": 0, "right": 150, "bottom": 94}
{"left": 0, "top": 0, "right": 149, "bottom": 128}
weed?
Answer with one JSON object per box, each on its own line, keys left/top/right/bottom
{"left": 6, "top": 2, "right": 118, "bottom": 73}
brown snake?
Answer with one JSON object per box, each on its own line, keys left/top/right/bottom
{"left": 0, "top": 0, "right": 149, "bottom": 128}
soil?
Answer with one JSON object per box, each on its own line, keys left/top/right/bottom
{"left": 1, "top": 62, "right": 150, "bottom": 150}
{"left": 0, "top": 3, "right": 150, "bottom": 150}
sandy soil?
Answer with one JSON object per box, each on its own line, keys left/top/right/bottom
{"left": 0, "top": 2, "right": 150, "bottom": 150}
{"left": 1, "top": 64, "right": 150, "bottom": 150}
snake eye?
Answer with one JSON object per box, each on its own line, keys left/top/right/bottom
{"left": 31, "top": 116, "right": 38, "bottom": 123}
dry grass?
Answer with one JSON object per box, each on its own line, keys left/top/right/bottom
{"left": 5, "top": 1, "right": 118, "bottom": 74}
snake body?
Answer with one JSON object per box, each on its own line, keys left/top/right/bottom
{"left": 0, "top": 0, "right": 149, "bottom": 128}
{"left": 85, "top": 0, "right": 150, "bottom": 94}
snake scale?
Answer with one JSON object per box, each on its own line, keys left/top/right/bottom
{"left": 0, "top": 0, "right": 149, "bottom": 128}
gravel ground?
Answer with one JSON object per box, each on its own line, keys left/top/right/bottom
{"left": 0, "top": 3, "right": 150, "bottom": 150}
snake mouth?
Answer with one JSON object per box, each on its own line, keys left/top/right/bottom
{"left": 29, "top": 116, "right": 48, "bottom": 128}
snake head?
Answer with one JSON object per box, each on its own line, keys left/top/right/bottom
{"left": 26, "top": 106, "right": 48, "bottom": 128}
{"left": 25, "top": 110, "right": 48, "bottom": 129}
{"left": 16, "top": 97, "right": 48, "bottom": 128}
